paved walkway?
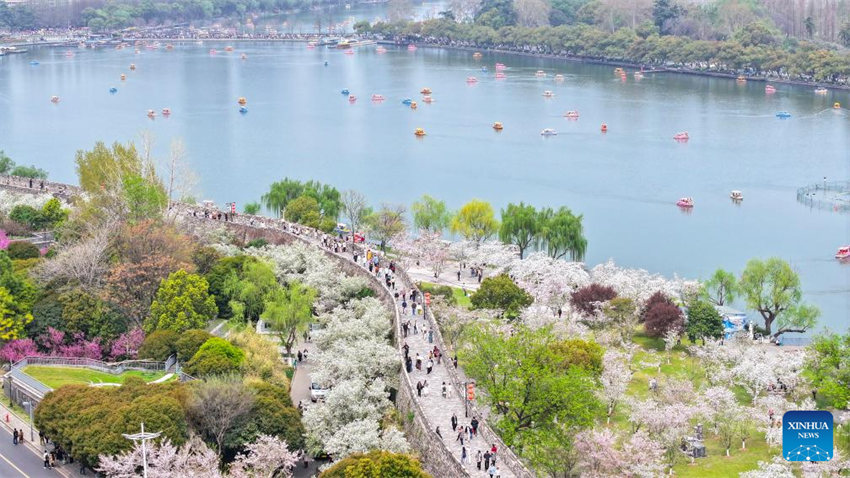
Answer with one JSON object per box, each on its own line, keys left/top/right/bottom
{"left": 0, "top": 402, "right": 85, "bottom": 477}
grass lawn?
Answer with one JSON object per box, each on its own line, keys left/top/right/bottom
{"left": 419, "top": 281, "right": 473, "bottom": 308}
{"left": 23, "top": 366, "right": 168, "bottom": 389}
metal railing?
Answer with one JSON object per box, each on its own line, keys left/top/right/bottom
{"left": 13, "top": 356, "right": 166, "bottom": 375}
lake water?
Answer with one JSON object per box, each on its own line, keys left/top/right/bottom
{"left": 1, "top": 40, "right": 848, "bottom": 334}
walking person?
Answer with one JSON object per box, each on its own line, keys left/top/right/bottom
{"left": 488, "top": 464, "right": 497, "bottom": 477}
{"left": 435, "top": 426, "right": 442, "bottom": 438}
{"left": 12, "top": 429, "right": 17, "bottom": 445}
{"left": 416, "top": 380, "right": 424, "bottom": 397}
{"left": 43, "top": 451, "right": 50, "bottom": 469}
{"left": 476, "top": 450, "right": 482, "bottom": 470}
{"left": 451, "top": 412, "right": 458, "bottom": 431}
{"left": 471, "top": 416, "right": 479, "bottom": 436}
{"left": 461, "top": 446, "right": 468, "bottom": 465}
{"left": 456, "top": 429, "right": 464, "bottom": 446}
{"left": 426, "top": 359, "right": 433, "bottom": 374}
{"left": 484, "top": 450, "right": 491, "bottom": 470}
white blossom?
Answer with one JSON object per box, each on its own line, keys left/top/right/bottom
{"left": 739, "top": 457, "right": 795, "bottom": 478}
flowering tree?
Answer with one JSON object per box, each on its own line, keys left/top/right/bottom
{"left": 621, "top": 430, "right": 665, "bottom": 478}
{"left": 739, "top": 457, "right": 795, "bottom": 478}
{"left": 0, "top": 338, "right": 40, "bottom": 363}
{"left": 508, "top": 252, "right": 589, "bottom": 310}
{"left": 574, "top": 428, "right": 621, "bottom": 475}
{"left": 110, "top": 328, "right": 145, "bottom": 360}
{"left": 228, "top": 434, "right": 300, "bottom": 478}
{"left": 600, "top": 350, "right": 631, "bottom": 424}
{"left": 663, "top": 328, "right": 680, "bottom": 364}
{"left": 97, "top": 436, "right": 221, "bottom": 478}
{"left": 311, "top": 338, "right": 400, "bottom": 388}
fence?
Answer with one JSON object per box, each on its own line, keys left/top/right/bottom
{"left": 13, "top": 356, "right": 167, "bottom": 375}
{"left": 796, "top": 181, "right": 850, "bottom": 213}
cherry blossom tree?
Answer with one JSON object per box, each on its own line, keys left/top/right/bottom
{"left": 739, "top": 457, "right": 795, "bottom": 478}
{"left": 228, "top": 434, "right": 301, "bottom": 478}
{"left": 97, "top": 436, "right": 221, "bottom": 478}
{"left": 574, "top": 428, "right": 621, "bottom": 475}
{"left": 508, "top": 252, "right": 589, "bottom": 310}
{"left": 311, "top": 338, "right": 400, "bottom": 389}
{"left": 600, "top": 350, "right": 631, "bottom": 424}
{"left": 663, "top": 328, "right": 680, "bottom": 364}
{"left": 621, "top": 430, "right": 665, "bottom": 478}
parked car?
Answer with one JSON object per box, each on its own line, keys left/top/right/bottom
{"left": 310, "top": 382, "right": 328, "bottom": 402}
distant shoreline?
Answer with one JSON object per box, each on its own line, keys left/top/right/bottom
{"left": 29, "top": 36, "right": 850, "bottom": 94}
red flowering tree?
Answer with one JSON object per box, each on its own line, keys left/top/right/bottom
{"left": 570, "top": 283, "right": 617, "bottom": 317}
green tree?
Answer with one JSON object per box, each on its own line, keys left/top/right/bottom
{"left": 146, "top": 270, "right": 218, "bottom": 333}
{"left": 702, "top": 268, "right": 738, "bottom": 306}
{"left": 174, "top": 329, "right": 213, "bottom": 363}
{"left": 191, "top": 246, "right": 221, "bottom": 275}
{"left": 364, "top": 204, "right": 407, "bottom": 252}
{"left": 739, "top": 258, "right": 819, "bottom": 337}
{"left": 185, "top": 337, "right": 245, "bottom": 376}
{"left": 302, "top": 180, "right": 342, "bottom": 220}
{"left": 243, "top": 202, "right": 261, "bottom": 215}
{"left": 261, "top": 178, "right": 305, "bottom": 219}
{"left": 39, "top": 198, "right": 67, "bottom": 230}
{"left": 411, "top": 194, "right": 451, "bottom": 233}
{"left": 499, "top": 202, "right": 539, "bottom": 259}
{"left": 6, "top": 241, "right": 40, "bottom": 260}
{"left": 10, "top": 165, "right": 47, "bottom": 179}
{"left": 470, "top": 274, "right": 533, "bottom": 319}
{"left": 9, "top": 205, "right": 40, "bottom": 230}
{"left": 232, "top": 260, "right": 279, "bottom": 322}
{"left": 840, "top": 22, "right": 850, "bottom": 47}
{"left": 804, "top": 332, "right": 850, "bottom": 409}
{"left": 450, "top": 199, "right": 499, "bottom": 243}
{"left": 34, "top": 379, "right": 188, "bottom": 469}
{"left": 224, "top": 381, "right": 305, "bottom": 457}
{"left": 320, "top": 450, "right": 431, "bottom": 478}
{"left": 538, "top": 207, "right": 587, "bottom": 261}
{"left": 685, "top": 298, "right": 723, "bottom": 344}
{"left": 652, "top": 0, "right": 682, "bottom": 34}
{"left": 263, "top": 281, "right": 316, "bottom": 357}
{"left": 0, "top": 150, "right": 14, "bottom": 174}
{"left": 0, "top": 287, "right": 31, "bottom": 341}
{"left": 285, "top": 195, "right": 322, "bottom": 228}
{"left": 137, "top": 330, "right": 180, "bottom": 361}
{"left": 550, "top": 338, "right": 604, "bottom": 376}
{"left": 122, "top": 172, "right": 168, "bottom": 222}
{"left": 460, "top": 325, "right": 600, "bottom": 456}
{"left": 59, "top": 289, "right": 125, "bottom": 340}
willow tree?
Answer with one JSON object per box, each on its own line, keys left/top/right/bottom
{"left": 411, "top": 194, "right": 451, "bottom": 233}
{"left": 538, "top": 206, "right": 587, "bottom": 261}
{"left": 499, "top": 202, "right": 539, "bottom": 259}
{"left": 739, "top": 258, "right": 819, "bottom": 337}
{"left": 450, "top": 199, "right": 499, "bottom": 244}
{"left": 263, "top": 281, "right": 316, "bottom": 357}
{"left": 261, "top": 178, "right": 304, "bottom": 219}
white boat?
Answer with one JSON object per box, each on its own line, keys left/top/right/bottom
{"left": 540, "top": 128, "right": 557, "bottom": 136}
{"left": 730, "top": 190, "right": 743, "bottom": 201}
{"left": 542, "top": 90, "right": 555, "bottom": 98}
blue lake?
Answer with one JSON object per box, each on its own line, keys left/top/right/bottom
{"left": 0, "top": 40, "right": 848, "bottom": 333}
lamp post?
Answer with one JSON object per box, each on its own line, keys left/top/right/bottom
{"left": 122, "top": 422, "right": 161, "bottom": 478}
{"left": 21, "top": 401, "right": 33, "bottom": 442}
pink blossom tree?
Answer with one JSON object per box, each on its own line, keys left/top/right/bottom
{"left": 97, "top": 436, "right": 221, "bottom": 478}
{"left": 0, "top": 338, "right": 40, "bottom": 363}
{"left": 229, "top": 434, "right": 301, "bottom": 478}
{"left": 110, "top": 328, "right": 145, "bottom": 361}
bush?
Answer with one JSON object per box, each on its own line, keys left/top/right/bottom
{"left": 34, "top": 379, "right": 188, "bottom": 468}
{"left": 137, "top": 330, "right": 180, "bottom": 361}
{"left": 9, "top": 205, "right": 39, "bottom": 229}
{"left": 224, "top": 381, "right": 305, "bottom": 459}
{"left": 320, "top": 450, "right": 431, "bottom": 478}
{"left": 470, "top": 274, "right": 532, "bottom": 318}
{"left": 245, "top": 238, "right": 268, "bottom": 249}
{"left": 184, "top": 337, "right": 244, "bottom": 376}
{"left": 174, "top": 329, "right": 212, "bottom": 363}
{"left": 7, "top": 241, "right": 40, "bottom": 259}
{"left": 570, "top": 284, "right": 617, "bottom": 317}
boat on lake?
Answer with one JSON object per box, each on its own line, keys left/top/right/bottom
{"left": 601, "top": 123, "right": 608, "bottom": 132}
{"left": 466, "top": 76, "right": 478, "bottom": 83}
{"left": 677, "top": 197, "right": 694, "bottom": 208}
{"left": 540, "top": 128, "right": 557, "bottom": 136}
{"left": 238, "top": 97, "right": 247, "bottom": 106}
{"left": 815, "top": 87, "right": 828, "bottom": 94}
{"left": 730, "top": 190, "right": 743, "bottom": 201}
{"left": 776, "top": 111, "right": 791, "bottom": 119}
{"left": 50, "top": 96, "right": 60, "bottom": 104}
{"left": 147, "top": 109, "right": 156, "bottom": 118}
{"left": 162, "top": 108, "right": 171, "bottom": 116}
{"left": 543, "top": 90, "right": 555, "bottom": 98}
{"left": 836, "top": 246, "right": 850, "bottom": 260}
{"left": 736, "top": 75, "right": 747, "bottom": 83}
{"left": 554, "top": 74, "right": 564, "bottom": 81}
{"left": 407, "top": 44, "right": 417, "bottom": 51}
{"left": 371, "top": 94, "right": 385, "bottom": 101}
{"left": 765, "top": 84, "right": 776, "bottom": 93}
{"left": 348, "top": 95, "right": 357, "bottom": 102}
{"left": 493, "top": 122, "right": 503, "bottom": 131}
{"left": 421, "top": 87, "right": 432, "bottom": 95}
{"left": 564, "top": 111, "right": 579, "bottom": 119}
{"left": 422, "top": 95, "right": 433, "bottom": 103}
{"left": 673, "top": 132, "right": 690, "bottom": 141}
{"left": 414, "top": 127, "right": 426, "bottom": 136}
{"left": 495, "top": 72, "right": 506, "bottom": 79}
{"left": 473, "top": 52, "right": 482, "bottom": 59}
{"left": 535, "top": 70, "right": 546, "bottom": 77}
{"left": 834, "top": 102, "right": 841, "bottom": 109}
{"left": 239, "top": 106, "right": 248, "bottom": 114}
{"left": 402, "top": 98, "right": 412, "bottom": 105}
